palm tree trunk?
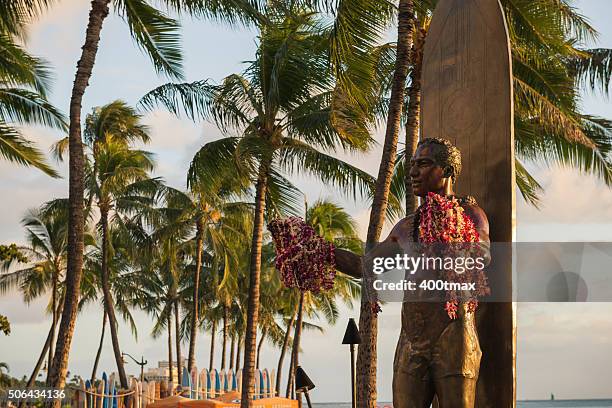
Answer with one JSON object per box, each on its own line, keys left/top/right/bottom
{"left": 256, "top": 327, "right": 267, "bottom": 369}
{"left": 100, "top": 209, "right": 128, "bottom": 388}
{"left": 235, "top": 332, "right": 243, "bottom": 371}
{"left": 275, "top": 306, "right": 297, "bottom": 396}
{"left": 240, "top": 163, "right": 269, "bottom": 408}
{"left": 175, "top": 299, "right": 183, "bottom": 380}
{"left": 20, "top": 301, "right": 63, "bottom": 408}
{"left": 91, "top": 310, "right": 107, "bottom": 382}
{"left": 188, "top": 220, "right": 205, "bottom": 374}
{"left": 404, "top": 25, "right": 426, "bottom": 215}
{"left": 286, "top": 293, "right": 304, "bottom": 399}
{"left": 209, "top": 320, "right": 216, "bottom": 371}
{"left": 221, "top": 305, "right": 228, "bottom": 370}
{"left": 229, "top": 335, "right": 235, "bottom": 370}
{"left": 47, "top": 270, "right": 59, "bottom": 378}
{"left": 168, "top": 312, "right": 174, "bottom": 385}
{"left": 46, "top": 1, "right": 111, "bottom": 401}
{"left": 285, "top": 347, "right": 294, "bottom": 399}
{"left": 357, "top": 1, "right": 414, "bottom": 408}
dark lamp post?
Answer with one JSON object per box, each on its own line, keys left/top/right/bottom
{"left": 295, "top": 366, "right": 315, "bottom": 408}
{"left": 122, "top": 352, "right": 147, "bottom": 381}
{"left": 342, "top": 318, "right": 360, "bottom": 408}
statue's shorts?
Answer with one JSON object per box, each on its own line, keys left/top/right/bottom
{"left": 392, "top": 302, "right": 482, "bottom": 408}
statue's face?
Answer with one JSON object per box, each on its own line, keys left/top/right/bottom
{"left": 409, "top": 145, "right": 447, "bottom": 197}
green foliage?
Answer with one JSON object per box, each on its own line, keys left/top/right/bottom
{"left": 0, "top": 244, "right": 28, "bottom": 263}
{"left": 0, "top": 30, "right": 66, "bottom": 177}
{"left": 0, "top": 315, "right": 10, "bottom": 335}
{"left": 392, "top": 0, "right": 612, "bottom": 207}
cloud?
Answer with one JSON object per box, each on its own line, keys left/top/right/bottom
{"left": 517, "top": 164, "right": 612, "bottom": 224}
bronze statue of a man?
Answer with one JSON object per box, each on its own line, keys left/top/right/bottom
{"left": 335, "top": 137, "right": 490, "bottom": 408}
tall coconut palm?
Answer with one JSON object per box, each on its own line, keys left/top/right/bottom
{"left": 46, "top": 0, "right": 262, "bottom": 394}
{"left": 54, "top": 101, "right": 160, "bottom": 388}
{"left": 79, "top": 226, "right": 142, "bottom": 382}
{"left": 283, "top": 200, "right": 361, "bottom": 399}
{"left": 162, "top": 184, "right": 252, "bottom": 374}
{"left": 140, "top": 8, "right": 376, "bottom": 404}
{"left": 356, "top": 1, "right": 414, "bottom": 406}
{"left": 134, "top": 211, "right": 192, "bottom": 386}
{"left": 0, "top": 201, "right": 94, "bottom": 402}
{"left": 46, "top": 0, "right": 182, "bottom": 389}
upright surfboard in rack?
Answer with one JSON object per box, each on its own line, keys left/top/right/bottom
{"left": 219, "top": 369, "right": 226, "bottom": 395}
{"left": 209, "top": 369, "right": 217, "bottom": 398}
{"left": 108, "top": 373, "right": 116, "bottom": 408}
{"left": 78, "top": 378, "right": 86, "bottom": 408}
{"left": 421, "top": 0, "right": 515, "bottom": 406}
{"left": 269, "top": 369, "right": 276, "bottom": 397}
{"left": 129, "top": 378, "right": 139, "bottom": 408}
{"left": 199, "top": 369, "right": 208, "bottom": 399}
{"left": 214, "top": 369, "right": 221, "bottom": 396}
{"left": 224, "top": 370, "right": 231, "bottom": 392}
{"left": 253, "top": 369, "right": 260, "bottom": 400}
{"left": 149, "top": 381, "right": 155, "bottom": 406}
{"left": 191, "top": 366, "right": 199, "bottom": 399}
{"left": 97, "top": 377, "right": 105, "bottom": 408}
{"left": 101, "top": 372, "right": 109, "bottom": 408}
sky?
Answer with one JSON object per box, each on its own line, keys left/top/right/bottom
{"left": 1, "top": 0, "right": 612, "bottom": 402}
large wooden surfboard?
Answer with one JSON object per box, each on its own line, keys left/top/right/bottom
{"left": 421, "top": 0, "right": 516, "bottom": 407}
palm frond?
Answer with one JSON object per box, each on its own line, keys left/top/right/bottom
{"left": 277, "top": 137, "right": 375, "bottom": 200}
{"left": 0, "top": 121, "right": 58, "bottom": 177}
{"left": 0, "top": 87, "right": 67, "bottom": 129}
{"left": 116, "top": 0, "right": 184, "bottom": 79}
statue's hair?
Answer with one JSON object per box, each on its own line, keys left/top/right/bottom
{"left": 417, "top": 137, "right": 462, "bottom": 181}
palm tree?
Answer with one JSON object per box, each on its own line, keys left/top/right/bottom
{"left": 79, "top": 227, "right": 142, "bottom": 382}
{"left": 356, "top": 1, "right": 414, "bottom": 406}
{"left": 0, "top": 315, "right": 9, "bottom": 335}
{"left": 0, "top": 201, "right": 94, "bottom": 402}
{"left": 283, "top": 200, "right": 361, "bottom": 399}
{"left": 0, "top": 6, "right": 66, "bottom": 176}
{"left": 134, "top": 216, "right": 191, "bottom": 386}
{"left": 140, "top": 8, "right": 376, "bottom": 404}
{"left": 54, "top": 101, "right": 160, "bottom": 388}
{"left": 44, "top": 0, "right": 262, "bottom": 393}
{"left": 0, "top": 362, "right": 11, "bottom": 389}
{"left": 46, "top": 0, "right": 183, "bottom": 391}
{"left": 162, "top": 184, "right": 252, "bottom": 374}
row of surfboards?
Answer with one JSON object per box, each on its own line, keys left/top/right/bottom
{"left": 73, "top": 368, "right": 278, "bottom": 408}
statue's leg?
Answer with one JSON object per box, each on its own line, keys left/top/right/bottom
{"left": 431, "top": 310, "right": 482, "bottom": 408}
{"left": 392, "top": 369, "right": 435, "bottom": 408}
{"left": 392, "top": 334, "right": 436, "bottom": 408}
{"left": 433, "top": 376, "right": 477, "bottom": 408}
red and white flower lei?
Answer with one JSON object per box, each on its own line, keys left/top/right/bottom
{"left": 268, "top": 217, "right": 336, "bottom": 293}
{"left": 418, "top": 192, "right": 490, "bottom": 319}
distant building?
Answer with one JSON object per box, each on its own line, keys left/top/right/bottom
{"left": 143, "top": 358, "right": 187, "bottom": 384}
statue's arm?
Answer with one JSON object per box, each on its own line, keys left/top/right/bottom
{"left": 334, "top": 214, "right": 417, "bottom": 279}
{"left": 464, "top": 204, "right": 491, "bottom": 266}
{"left": 334, "top": 248, "right": 363, "bottom": 278}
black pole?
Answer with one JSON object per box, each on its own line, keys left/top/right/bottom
{"left": 304, "top": 392, "right": 313, "bottom": 408}
{"left": 342, "top": 318, "right": 360, "bottom": 408}
{"left": 122, "top": 353, "right": 147, "bottom": 382}
{"left": 350, "top": 344, "right": 356, "bottom": 408}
